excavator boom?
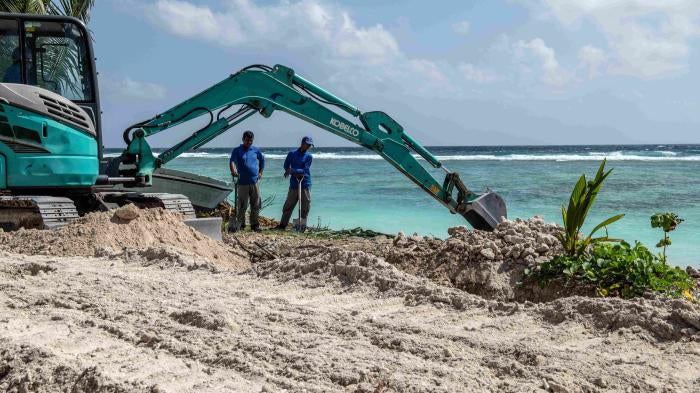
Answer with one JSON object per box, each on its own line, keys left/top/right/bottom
{"left": 119, "top": 64, "right": 507, "bottom": 230}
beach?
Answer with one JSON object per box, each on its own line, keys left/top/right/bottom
{"left": 1, "top": 210, "right": 699, "bottom": 392}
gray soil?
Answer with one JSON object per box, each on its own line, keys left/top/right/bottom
{"left": 0, "top": 212, "right": 699, "bottom": 392}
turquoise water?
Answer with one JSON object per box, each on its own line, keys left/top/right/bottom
{"left": 106, "top": 145, "right": 700, "bottom": 267}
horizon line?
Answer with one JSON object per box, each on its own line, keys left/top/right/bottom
{"left": 103, "top": 142, "right": 700, "bottom": 149}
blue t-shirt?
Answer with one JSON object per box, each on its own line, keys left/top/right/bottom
{"left": 284, "top": 149, "right": 312, "bottom": 189}
{"left": 230, "top": 145, "right": 265, "bottom": 185}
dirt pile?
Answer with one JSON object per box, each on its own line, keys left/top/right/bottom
{"left": 0, "top": 207, "right": 248, "bottom": 271}
{"left": 254, "top": 243, "right": 700, "bottom": 341}
{"left": 535, "top": 295, "right": 700, "bottom": 341}
{"left": 255, "top": 245, "right": 491, "bottom": 310}
{"left": 231, "top": 218, "right": 566, "bottom": 301}
{"left": 381, "top": 216, "right": 564, "bottom": 301}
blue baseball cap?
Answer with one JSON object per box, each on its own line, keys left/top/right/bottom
{"left": 302, "top": 136, "right": 314, "bottom": 146}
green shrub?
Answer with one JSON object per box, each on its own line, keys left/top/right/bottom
{"left": 533, "top": 241, "right": 695, "bottom": 299}
{"left": 650, "top": 212, "right": 684, "bottom": 262}
{"left": 557, "top": 159, "right": 624, "bottom": 257}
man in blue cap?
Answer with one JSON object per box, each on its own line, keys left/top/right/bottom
{"left": 277, "top": 136, "right": 314, "bottom": 230}
{"left": 229, "top": 130, "right": 265, "bottom": 232}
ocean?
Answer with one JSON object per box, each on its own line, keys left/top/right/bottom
{"left": 105, "top": 145, "right": 700, "bottom": 267}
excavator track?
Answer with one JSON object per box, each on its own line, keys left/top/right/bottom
{"left": 0, "top": 193, "right": 222, "bottom": 241}
{"left": 0, "top": 196, "right": 80, "bottom": 230}
{"left": 96, "top": 192, "right": 196, "bottom": 219}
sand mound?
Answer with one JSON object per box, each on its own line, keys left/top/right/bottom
{"left": 535, "top": 296, "right": 700, "bottom": 341}
{"left": 252, "top": 244, "right": 700, "bottom": 341}
{"left": 255, "top": 246, "right": 491, "bottom": 310}
{"left": 383, "top": 216, "right": 569, "bottom": 301}
{"left": 0, "top": 207, "right": 248, "bottom": 271}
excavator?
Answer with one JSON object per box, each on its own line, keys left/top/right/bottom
{"left": 0, "top": 13, "right": 506, "bottom": 239}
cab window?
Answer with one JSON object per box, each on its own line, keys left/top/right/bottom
{"left": 0, "top": 19, "right": 20, "bottom": 84}
{"left": 23, "top": 20, "right": 93, "bottom": 101}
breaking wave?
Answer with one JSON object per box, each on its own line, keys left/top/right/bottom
{"left": 103, "top": 150, "right": 699, "bottom": 161}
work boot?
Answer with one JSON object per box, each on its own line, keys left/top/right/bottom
{"left": 252, "top": 226, "right": 262, "bottom": 232}
{"left": 273, "top": 224, "right": 286, "bottom": 231}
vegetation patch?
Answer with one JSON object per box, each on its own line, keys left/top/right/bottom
{"left": 533, "top": 241, "right": 695, "bottom": 299}
{"left": 528, "top": 160, "right": 696, "bottom": 300}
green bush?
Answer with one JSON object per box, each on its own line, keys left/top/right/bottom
{"left": 533, "top": 241, "right": 695, "bottom": 299}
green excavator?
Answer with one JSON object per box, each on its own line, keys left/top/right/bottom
{"left": 0, "top": 13, "right": 506, "bottom": 238}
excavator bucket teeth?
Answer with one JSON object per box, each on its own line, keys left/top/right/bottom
{"left": 461, "top": 191, "right": 507, "bottom": 231}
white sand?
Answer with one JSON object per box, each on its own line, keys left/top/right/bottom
{"left": 0, "top": 212, "right": 698, "bottom": 392}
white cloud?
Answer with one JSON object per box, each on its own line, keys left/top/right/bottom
{"left": 532, "top": 0, "right": 700, "bottom": 78}
{"left": 452, "top": 20, "right": 470, "bottom": 35}
{"left": 150, "top": 0, "right": 242, "bottom": 44}
{"left": 516, "top": 38, "right": 569, "bottom": 87}
{"left": 458, "top": 63, "right": 500, "bottom": 83}
{"left": 146, "top": 0, "right": 400, "bottom": 64}
{"left": 408, "top": 59, "right": 448, "bottom": 84}
{"left": 578, "top": 45, "right": 606, "bottom": 78}
{"left": 100, "top": 75, "right": 167, "bottom": 100}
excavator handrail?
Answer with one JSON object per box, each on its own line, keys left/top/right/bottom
{"left": 120, "top": 64, "right": 507, "bottom": 230}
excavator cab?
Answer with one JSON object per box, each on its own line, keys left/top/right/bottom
{"left": 0, "top": 14, "right": 100, "bottom": 190}
{"left": 0, "top": 14, "right": 226, "bottom": 238}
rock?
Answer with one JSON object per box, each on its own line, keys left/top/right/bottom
{"left": 528, "top": 216, "right": 545, "bottom": 226}
{"left": 504, "top": 235, "right": 526, "bottom": 245}
{"left": 448, "top": 226, "right": 468, "bottom": 236}
{"left": 536, "top": 244, "right": 550, "bottom": 253}
{"left": 533, "top": 355, "right": 546, "bottom": 366}
{"left": 393, "top": 232, "right": 405, "bottom": 246}
{"left": 480, "top": 248, "right": 495, "bottom": 260}
{"left": 548, "top": 380, "right": 570, "bottom": 393}
{"left": 114, "top": 204, "right": 140, "bottom": 221}
{"left": 520, "top": 248, "right": 537, "bottom": 258}
{"left": 593, "top": 377, "right": 608, "bottom": 388}
{"left": 686, "top": 266, "right": 700, "bottom": 278}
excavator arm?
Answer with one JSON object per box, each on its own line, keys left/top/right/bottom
{"left": 118, "top": 64, "right": 507, "bottom": 230}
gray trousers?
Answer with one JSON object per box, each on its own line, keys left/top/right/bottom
{"left": 231, "top": 183, "right": 261, "bottom": 230}
{"left": 279, "top": 188, "right": 311, "bottom": 227}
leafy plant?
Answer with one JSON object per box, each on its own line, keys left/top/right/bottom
{"left": 557, "top": 159, "right": 625, "bottom": 256}
{"left": 650, "top": 212, "right": 684, "bottom": 262}
{"left": 534, "top": 241, "right": 695, "bottom": 299}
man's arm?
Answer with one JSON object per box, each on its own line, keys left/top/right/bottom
{"left": 301, "top": 155, "right": 312, "bottom": 175}
{"left": 229, "top": 149, "right": 238, "bottom": 177}
{"left": 283, "top": 152, "right": 291, "bottom": 178}
{"left": 257, "top": 148, "right": 265, "bottom": 178}
{"left": 292, "top": 155, "right": 311, "bottom": 175}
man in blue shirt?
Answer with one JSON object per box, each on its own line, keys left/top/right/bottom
{"left": 229, "top": 130, "right": 265, "bottom": 232}
{"left": 277, "top": 136, "right": 313, "bottom": 230}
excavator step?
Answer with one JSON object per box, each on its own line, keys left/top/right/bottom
{"left": 0, "top": 196, "right": 79, "bottom": 230}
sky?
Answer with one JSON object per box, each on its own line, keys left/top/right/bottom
{"left": 90, "top": 0, "right": 700, "bottom": 148}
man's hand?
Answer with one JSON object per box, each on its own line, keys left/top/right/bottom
{"left": 258, "top": 172, "right": 263, "bottom": 180}
{"left": 231, "top": 171, "right": 238, "bottom": 178}
{"left": 284, "top": 169, "right": 290, "bottom": 178}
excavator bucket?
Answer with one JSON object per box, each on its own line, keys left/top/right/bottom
{"left": 460, "top": 191, "right": 507, "bottom": 231}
